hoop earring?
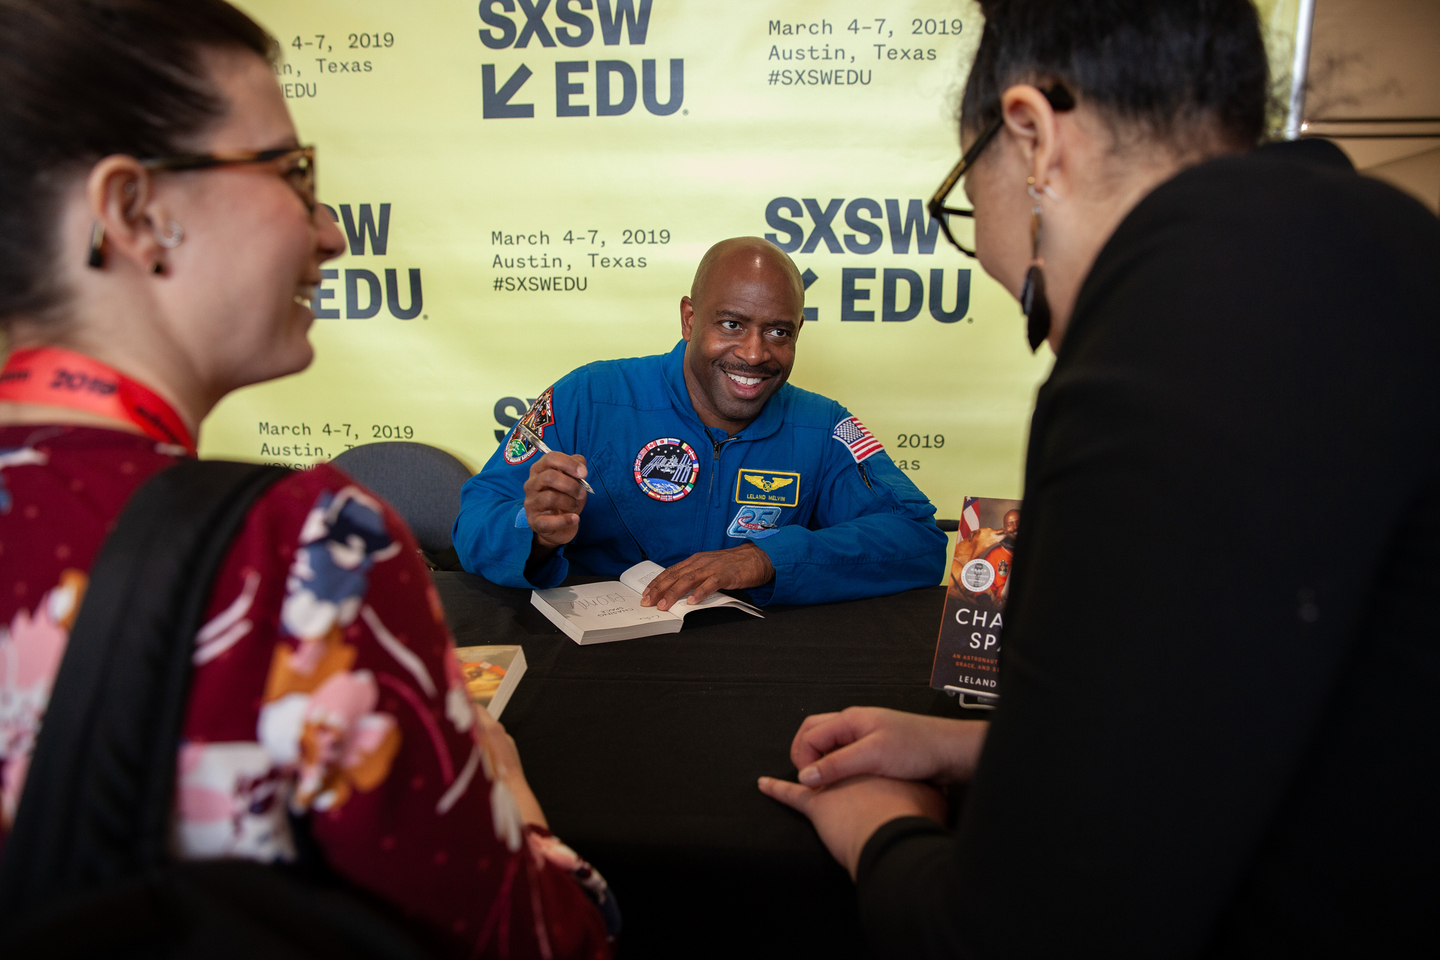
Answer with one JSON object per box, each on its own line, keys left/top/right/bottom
{"left": 1020, "top": 179, "right": 1052, "bottom": 352}
{"left": 156, "top": 221, "right": 184, "bottom": 248}
{"left": 87, "top": 221, "right": 105, "bottom": 269}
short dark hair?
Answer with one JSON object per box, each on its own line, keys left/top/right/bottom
{"left": 0, "top": 0, "right": 276, "bottom": 324}
{"left": 961, "top": 0, "right": 1269, "bottom": 151}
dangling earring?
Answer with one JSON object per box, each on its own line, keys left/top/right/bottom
{"left": 1020, "top": 178, "right": 1052, "bottom": 352}
{"left": 87, "top": 221, "right": 105, "bottom": 269}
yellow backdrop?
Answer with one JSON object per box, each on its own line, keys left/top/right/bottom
{"left": 211, "top": 0, "right": 1299, "bottom": 529}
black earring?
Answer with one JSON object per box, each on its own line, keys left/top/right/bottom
{"left": 87, "top": 221, "right": 105, "bottom": 269}
{"left": 1020, "top": 181, "right": 1051, "bottom": 352}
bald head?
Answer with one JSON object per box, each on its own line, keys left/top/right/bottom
{"left": 679, "top": 237, "right": 806, "bottom": 434}
{"left": 690, "top": 237, "right": 805, "bottom": 308}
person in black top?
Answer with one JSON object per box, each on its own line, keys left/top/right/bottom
{"left": 759, "top": 1, "right": 1440, "bottom": 956}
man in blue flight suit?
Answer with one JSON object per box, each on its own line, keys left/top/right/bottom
{"left": 453, "top": 237, "right": 947, "bottom": 608}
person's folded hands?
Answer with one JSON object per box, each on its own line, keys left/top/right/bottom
{"left": 757, "top": 773, "right": 946, "bottom": 880}
{"left": 790, "top": 707, "right": 989, "bottom": 788}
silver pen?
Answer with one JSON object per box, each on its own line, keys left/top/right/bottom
{"left": 514, "top": 419, "right": 595, "bottom": 493}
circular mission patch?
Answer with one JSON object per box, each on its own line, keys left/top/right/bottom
{"left": 633, "top": 438, "right": 700, "bottom": 501}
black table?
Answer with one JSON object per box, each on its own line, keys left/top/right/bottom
{"left": 432, "top": 572, "right": 960, "bottom": 959}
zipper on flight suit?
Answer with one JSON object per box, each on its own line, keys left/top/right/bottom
{"left": 705, "top": 434, "right": 740, "bottom": 545}
{"left": 708, "top": 434, "right": 738, "bottom": 506}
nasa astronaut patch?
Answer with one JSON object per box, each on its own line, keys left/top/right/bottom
{"left": 633, "top": 438, "right": 700, "bottom": 501}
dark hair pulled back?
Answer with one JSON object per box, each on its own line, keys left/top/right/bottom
{"left": 961, "top": 0, "right": 1269, "bottom": 151}
{"left": 0, "top": 0, "right": 276, "bottom": 323}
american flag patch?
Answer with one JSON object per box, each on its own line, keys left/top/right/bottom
{"left": 832, "top": 416, "right": 884, "bottom": 463}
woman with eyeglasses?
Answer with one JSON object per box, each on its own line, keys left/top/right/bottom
{"left": 0, "top": 1, "right": 613, "bottom": 955}
{"left": 762, "top": 1, "right": 1440, "bottom": 956}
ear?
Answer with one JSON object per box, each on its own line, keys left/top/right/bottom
{"left": 679, "top": 295, "right": 696, "bottom": 341}
{"left": 999, "top": 84, "right": 1062, "bottom": 192}
{"left": 85, "top": 155, "right": 168, "bottom": 274}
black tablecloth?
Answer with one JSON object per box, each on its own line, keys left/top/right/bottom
{"left": 432, "top": 572, "right": 960, "bottom": 959}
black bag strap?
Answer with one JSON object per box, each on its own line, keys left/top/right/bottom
{"left": 0, "top": 460, "right": 290, "bottom": 920}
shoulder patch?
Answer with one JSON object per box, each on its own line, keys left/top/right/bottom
{"left": 832, "top": 416, "right": 883, "bottom": 463}
{"left": 502, "top": 386, "right": 556, "bottom": 465}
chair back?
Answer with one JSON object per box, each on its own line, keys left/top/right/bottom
{"left": 329, "top": 442, "right": 473, "bottom": 555}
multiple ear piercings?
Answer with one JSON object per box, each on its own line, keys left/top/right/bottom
{"left": 153, "top": 222, "right": 183, "bottom": 274}
{"left": 85, "top": 219, "right": 184, "bottom": 274}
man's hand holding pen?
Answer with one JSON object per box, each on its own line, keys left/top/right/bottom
{"left": 525, "top": 451, "right": 590, "bottom": 550}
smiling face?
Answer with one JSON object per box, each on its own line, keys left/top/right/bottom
{"left": 679, "top": 239, "right": 804, "bottom": 434}
{"left": 153, "top": 48, "right": 345, "bottom": 396}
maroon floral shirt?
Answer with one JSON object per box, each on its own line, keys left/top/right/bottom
{"left": 0, "top": 425, "right": 610, "bottom": 959}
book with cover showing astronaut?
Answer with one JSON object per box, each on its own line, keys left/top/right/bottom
{"left": 930, "top": 497, "right": 1022, "bottom": 704}
{"left": 531, "top": 561, "right": 763, "bottom": 645}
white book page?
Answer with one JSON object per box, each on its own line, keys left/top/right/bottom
{"left": 537, "top": 579, "right": 680, "bottom": 629}
{"left": 618, "top": 562, "right": 763, "bottom": 619}
{"left": 618, "top": 560, "right": 667, "bottom": 595}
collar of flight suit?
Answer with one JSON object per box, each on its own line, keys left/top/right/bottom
{"left": 660, "top": 339, "right": 789, "bottom": 446}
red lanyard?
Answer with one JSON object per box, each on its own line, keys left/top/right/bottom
{"left": 0, "top": 346, "right": 196, "bottom": 455}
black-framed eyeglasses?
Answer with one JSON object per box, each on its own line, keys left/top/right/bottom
{"left": 928, "top": 86, "right": 1076, "bottom": 258}
{"left": 140, "top": 145, "right": 317, "bottom": 213}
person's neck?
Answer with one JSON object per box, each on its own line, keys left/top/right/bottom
{"left": 2, "top": 325, "right": 210, "bottom": 435}
{"left": 695, "top": 408, "right": 751, "bottom": 437}
{"left": 1042, "top": 146, "right": 1234, "bottom": 350}
{"left": 694, "top": 406, "right": 751, "bottom": 437}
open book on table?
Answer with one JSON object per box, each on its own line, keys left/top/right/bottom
{"left": 531, "top": 560, "right": 763, "bottom": 645}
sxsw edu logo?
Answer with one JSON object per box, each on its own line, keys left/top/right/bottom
{"left": 478, "top": 0, "right": 683, "bottom": 118}
{"left": 315, "top": 204, "right": 424, "bottom": 320}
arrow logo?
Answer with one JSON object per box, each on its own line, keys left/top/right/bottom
{"left": 483, "top": 64, "right": 534, "bottom": 119}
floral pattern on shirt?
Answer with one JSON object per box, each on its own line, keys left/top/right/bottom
{"left": 0, "top": 569, "right": 85, "bottom": 826}
{"left": 0, "top": 426, "right": 612, "bottom": 959}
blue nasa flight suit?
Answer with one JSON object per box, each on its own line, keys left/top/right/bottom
{"left": 453, "top": 340, "right": 947, "bottom": 605}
